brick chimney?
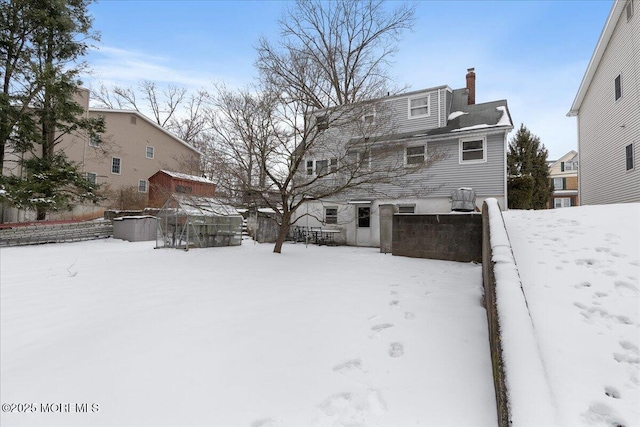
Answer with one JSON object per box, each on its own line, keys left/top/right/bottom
{"left": 466, "top": 68, "right": 476, "bottom": 105}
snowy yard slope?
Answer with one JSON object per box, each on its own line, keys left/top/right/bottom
{"left": 504, "top": 204, "right": 640, "bottom": 427}
{"left": 1, "top": 241, "right": 497, "bottom": 427}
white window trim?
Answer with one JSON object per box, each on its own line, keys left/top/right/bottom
{"left": 554, "top": 197, "right": 571, "bottom": 208}
{"left": 407, "top": 94, "right": 431, "bottom": 119}
{"left": 324, "top": 206, "right": 338, "bottom": 224}
{"left": 111, "top": 157, "right": 122, "bottom": 175}
{"left": 138, "top": 179, "right": 148, "bottom": 193}
{"left": 146, "top": 146, "right": 154, "bottom": 159}
{"left": 459, "top": 136, "right": 487, "bottom": 164}
{"left": 86, "top": 172, "right": 97, "bottom": 185}
{"left": 89, "top": 134, "right": 101, "bottom": 147}
{"left": 553, "top": 177, "right": 565, "bottom": 190}
{"left": 405, "top": 145, "right": 426, "bottom": 166}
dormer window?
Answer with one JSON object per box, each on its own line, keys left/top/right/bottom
{"left": 408, "top": 95, "right": 430, "bottom": 118}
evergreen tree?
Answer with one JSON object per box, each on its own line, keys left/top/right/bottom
{"left": 507, "top": 124, "right": 552, "bottom": 209}
{"left": 0, "top": 0, "right": 104, "bottom": 220}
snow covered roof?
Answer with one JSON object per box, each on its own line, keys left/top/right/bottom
{"left": 159, "top": 170, "right": 215, "bottom": 184}
{"left": 159, "top": 195, "right": 241, "bottom": 217}
{"left": 347, "top": 94, "right": 512, "bottom": 145}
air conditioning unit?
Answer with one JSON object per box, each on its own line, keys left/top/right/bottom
{"left": 451, "top": 187, "right": 476, "bottom": 212}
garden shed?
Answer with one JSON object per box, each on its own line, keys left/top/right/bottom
{"left": 156, "top": 195, "right": 242, "bottom": 250}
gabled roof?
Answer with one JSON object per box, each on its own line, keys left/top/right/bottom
{"left": 567, "top": 1, "right": 626, "bottom": 116}
{"left": 89, "top": 107, "right": 202, "bottom": 155}
{"left": 548, "top": 150, "right": 578, "bottom": 168}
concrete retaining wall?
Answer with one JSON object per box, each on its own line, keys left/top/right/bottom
{"left": 482, "top": 198, "right": 557, "bottom": 426}
{"left": 392, "top": 213, "right": 482, "bottom": 262}
{"left": 481, "top": 201, "right": 510, "bottom": 426}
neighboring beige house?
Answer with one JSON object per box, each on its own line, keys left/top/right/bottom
{"left": 548, "top": 150, "right": 579, "bottom": 208}
{"left": 1, "top": 88, "right": 201, "bottom": 222}
{"left": 567, "top": 0, "right": 639, "bottom": 205}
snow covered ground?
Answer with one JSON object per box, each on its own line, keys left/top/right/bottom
{"left": 1, "top": 240, "right": 496, "bottom": 427}
{"left": 504, "top": 204, "right": 640, "bottom": 426}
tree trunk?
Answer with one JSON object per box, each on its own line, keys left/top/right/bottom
{"left": 273, "top": 210, "right": 292, "bottom": 253}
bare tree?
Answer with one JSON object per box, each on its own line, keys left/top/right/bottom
{"left": 90, "top": 80, "right": 187, "bottom": 128}
{"left": 238, "top": 0, "right": 439, "bottom": 253}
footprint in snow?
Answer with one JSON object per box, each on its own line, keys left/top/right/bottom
{"left": 575, "top": 282, "right": 592, "bottom": 289}
{"left": 576, "top": 258, "right": 598, "bottom": 267}
{"left": 604, "top": 386, "right": 621, "bottom": 399}
{"left": 250, "top": 418, "right": 280, "bottom": 427}
{"left": 404, "top": 312, "right": 415, "bottom": 320}
{"left": 318, "top": 389, "right": 387, "bottom": 420}
{"left": 615, "top": 280, "right": 639, "bottom": 296}
{"left": 389, "top": 300, "right": 400, "bottom": 307}
{"left": 370, "top": 323, "right": 394, "bottom": 338}
{"left": 333, "top": 358, "right": 363, "bottom": 373}
{"left": 388, "top": 342, "right": 404, "bottom": 358}
{"left": 581, "top": 402, "right": 626, "bottom": 427}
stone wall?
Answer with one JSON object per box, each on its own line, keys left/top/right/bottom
{"left": 392, "top": 213, "right": 482, "bottom": 262}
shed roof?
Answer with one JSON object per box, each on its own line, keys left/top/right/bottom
{"left": 153, "top": 170, "right": 215, "bottom": 184}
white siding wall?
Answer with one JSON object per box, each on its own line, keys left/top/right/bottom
{"left": 579, "top": 6, "right": 640, "bottom": 204}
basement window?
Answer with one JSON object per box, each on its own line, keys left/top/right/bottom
{"left": 398, "top": 205, "right": 415, "bottom": 214}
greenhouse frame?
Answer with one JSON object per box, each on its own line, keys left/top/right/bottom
{"left": 156, "top": 195, "right": 243, "bottom": 250}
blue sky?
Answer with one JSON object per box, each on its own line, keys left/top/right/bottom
{"left": 84, "top": 0, "right": 614, "bottom": 160}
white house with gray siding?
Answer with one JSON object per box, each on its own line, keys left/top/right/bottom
{"left": 568, "top": 0, "right": 639, "bottom": 205}
{"left": 293, "top": 69, "right": 513, "bottom": 247}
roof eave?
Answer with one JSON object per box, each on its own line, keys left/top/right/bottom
{"left": 568, "top": 0, "right": 626, "bottom": 116}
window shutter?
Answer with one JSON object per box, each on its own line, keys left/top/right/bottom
{"left": 562, "top": 178, "right": 566, "bottom": 189}
{"left": 570, "top": 198, "right": 574, "bottom": 207}
{"left": 560, "top": 162, "right": 565, "bottom": 171}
